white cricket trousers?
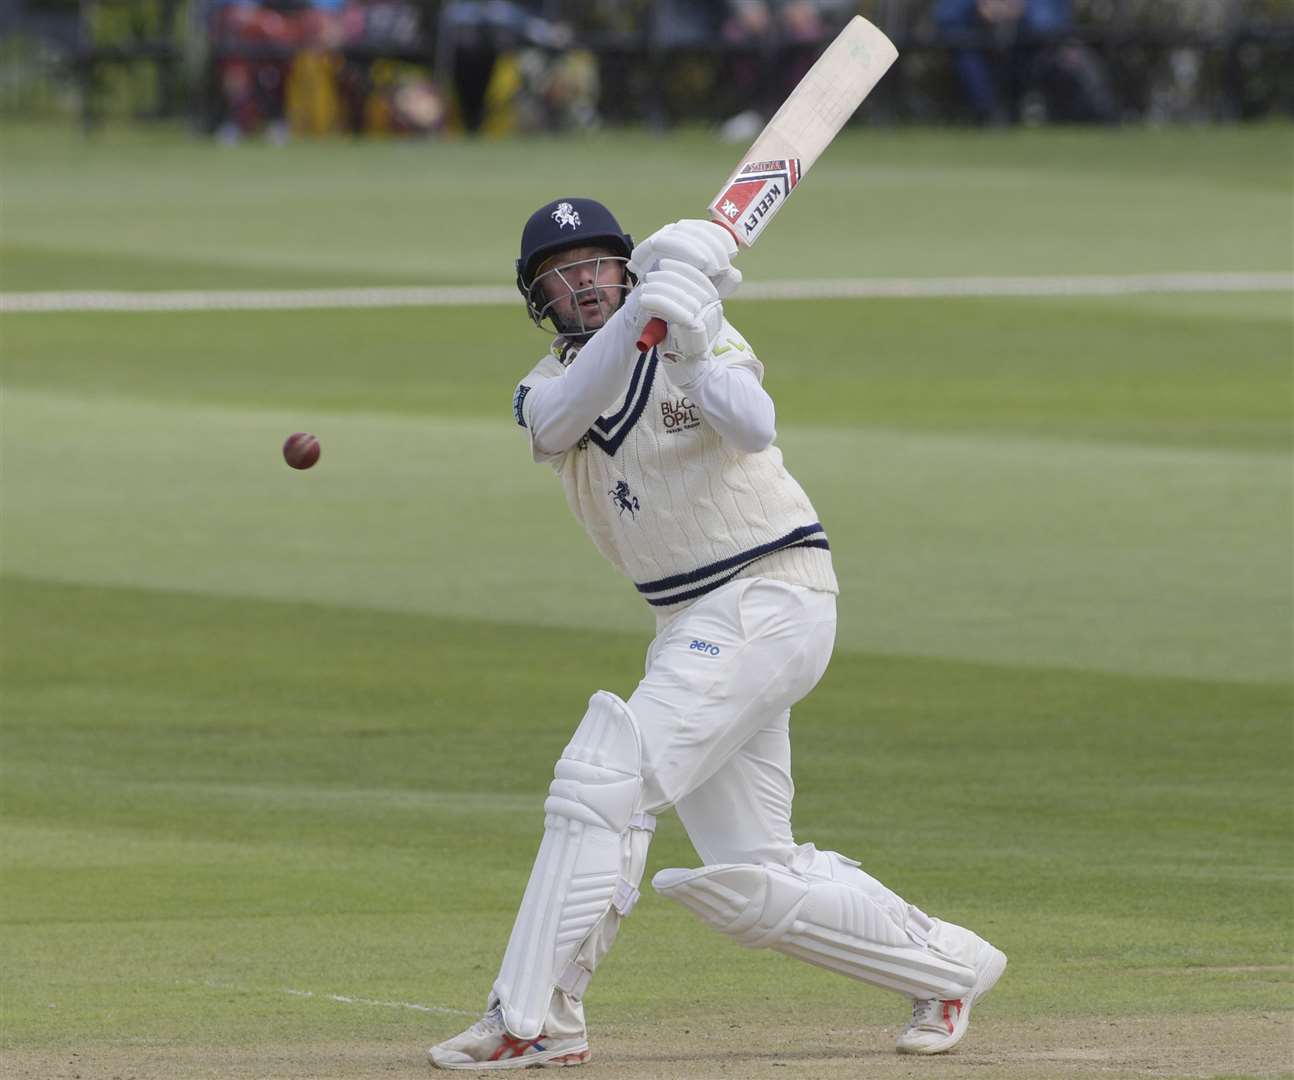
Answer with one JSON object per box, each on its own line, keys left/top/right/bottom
{"left": 632, "top": 576, "right": 837, "bottom": 865}
{"left": 510, "top": 576, "right": 902, "bottom": 1039}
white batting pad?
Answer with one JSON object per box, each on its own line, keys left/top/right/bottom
{"left": 493, "top": 691, "right": 655, "bottom": 1039}
{"left": 652, "top": 858, "right": 977, "bottom": 1000}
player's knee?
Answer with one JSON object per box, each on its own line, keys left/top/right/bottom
{"left": 693, "top": 836, "right": 799, "bottom": 869}
{"left": 545, "top": 691, "right": 652, "bottom": 834}
{"left": 692, "top": 838, "right": 839, "bottom": 876}
{"left": 787, "top": 842, "right": 858, "bottom": 882}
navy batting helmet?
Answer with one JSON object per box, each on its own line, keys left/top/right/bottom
{"left": 517, "top": 197, "right": 633, "bottom": 285}
{"left": 516, "top": 197, "right": 634, "bottom": 337}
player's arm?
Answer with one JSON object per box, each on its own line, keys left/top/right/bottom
{"left": 519, "top": 292, "right": 648, "bottom": 455}
{"left": 671, "top": 330, "right": 776, "bottom": 454}
{"left": 639, "top": 263, "right": 775, "bottom": 454}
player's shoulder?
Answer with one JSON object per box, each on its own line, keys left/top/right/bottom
{"left": 512, "top": 345, "right": 568, "bottom": 430}
{"left": 514, "top": 347, "right": 563, "bottom": 394}
{"left": 520, "top": 342, "right": 569, "bottom": 382}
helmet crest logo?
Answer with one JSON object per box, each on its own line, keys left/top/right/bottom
{"left": 551, "top": 202, "right": 582, "bottom": 230}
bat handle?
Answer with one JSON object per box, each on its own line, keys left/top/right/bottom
{"left": 635, "top": 218, "right": 739, "bottom": 352}
{"left": 636, "top": 317, "right": 666, "bottom": 354}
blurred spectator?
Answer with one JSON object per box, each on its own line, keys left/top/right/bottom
{"left": 643, "top": 0, "right": 853, "bottom": 135}
{"left": 935, "top": 0, "right": 1116, "bottom": 124}
{"left": 719, "top": 1, "right": 852, "bottom": 137}
{"left": 209, "top": 0, "right": 345, "bottom": 142}
{"left": 640, "top": 0, "right": 726, "bottom": 128}
{"left": 435, "top": 1, "right": 572, "bottom": 134}
{"left": 512, "top": 44, "right": 602, "bottom": 132}
{"left": 338, "top": 0, "right": 440, "bottom": 135}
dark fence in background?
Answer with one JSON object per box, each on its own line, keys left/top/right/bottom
{"left": 1, "top": 0, "right": 1291, "bottom": 135}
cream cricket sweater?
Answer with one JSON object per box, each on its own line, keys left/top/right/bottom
{"left": 514, "top": 297, "right": 837, "bottom": 619}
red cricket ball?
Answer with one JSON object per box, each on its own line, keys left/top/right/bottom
{"left": 283, "top": 432, "right": 321, "bottom": 470}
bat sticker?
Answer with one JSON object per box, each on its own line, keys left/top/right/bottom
{"left": 710, "top": 159, "right": 802, "bottom": 245}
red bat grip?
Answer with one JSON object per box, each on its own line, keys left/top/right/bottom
{"left": 636, "top": 317, "right": 667, "bottom": 353}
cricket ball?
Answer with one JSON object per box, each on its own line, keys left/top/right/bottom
{"left": 283, "top": 432, "right": 321, "bottom": 470}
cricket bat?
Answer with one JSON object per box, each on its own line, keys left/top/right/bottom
{"left": 636, "top": 15, "right": 899, "bottom": 352}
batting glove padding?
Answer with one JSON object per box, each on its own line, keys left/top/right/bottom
{"left": 629, "top": 219, "right": 743, "bottom": 298}
{"left": 639, "top": 260, "right": 725, "bottom": 364}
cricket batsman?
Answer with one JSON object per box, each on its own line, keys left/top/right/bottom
{"left": 427, "top": 197, "right": 1007, "bottom": 1070}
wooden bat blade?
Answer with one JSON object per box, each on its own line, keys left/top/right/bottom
{"left": 637, "top": 16, "right": 897, "bottom": 352}
{"left": 709, "top": 16, "right": 898, "bottom": 247}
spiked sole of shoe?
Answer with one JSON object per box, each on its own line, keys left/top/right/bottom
{"left": 428, "top": 1045, "right": 591, "bottom": 1070}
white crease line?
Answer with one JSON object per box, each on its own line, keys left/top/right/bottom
{"left": 190, "top": 977, "right": 476, "bottom": 1017}
{"left": 2, "top": 272, "right": 1290, "bottom": 313}
{"left": 282, "top": 987, "right": 477, "bottom": 1017}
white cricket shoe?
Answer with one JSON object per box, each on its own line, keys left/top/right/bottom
{"left": 895, "top": 939, "right": 1007, "bottom": 1055}
{"left": 428, "top": 1006, "right": 590, "bottom": 1070}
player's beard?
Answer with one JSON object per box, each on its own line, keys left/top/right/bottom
{"left": 570, "top": 284, "right": 616, "bottom": 332}
{"left": 549, "top": 282, "right": 624, "bottom": 340}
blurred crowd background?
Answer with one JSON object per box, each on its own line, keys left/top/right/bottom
{"left": 1, "top": 0, "right": 1291, "bottom": 139}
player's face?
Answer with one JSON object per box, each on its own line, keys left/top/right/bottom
{"left": 535, "top": 246, "right": 628, "bottom": 335}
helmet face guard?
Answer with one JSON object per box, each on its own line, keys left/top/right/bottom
{"left": 523, "top": 254, "right": 634, "bottom": 339}
{"left": 516, "top": 198, "right": 635, "bottom": 341}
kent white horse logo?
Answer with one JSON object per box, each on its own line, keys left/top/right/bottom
{"left": 609, "top": 480, "right": 640, "bottom": 518}
{"left": 551, "top": 202, "right": 581, "bottom": 230}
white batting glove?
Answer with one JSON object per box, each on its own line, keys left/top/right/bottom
{"left": 629, "top": 219, "right": 743, "bottom": 299}
{"left": 639, "top": 259, "right": 724, "bottom": 373}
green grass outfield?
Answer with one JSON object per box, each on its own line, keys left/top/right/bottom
{"left": 1, "top": 124, "right": 1292, "bottom": 1079}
